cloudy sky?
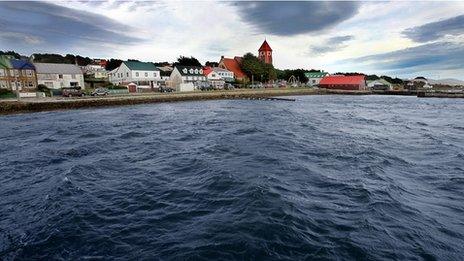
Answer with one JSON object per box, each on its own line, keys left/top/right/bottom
{"left": 0, "top": 0, "right": 463, "bottom": 80}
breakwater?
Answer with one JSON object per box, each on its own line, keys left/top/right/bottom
{"left": 417, "top": 91, "right": 464, "bottom": 98}
{"left": 0, "top": 88, "right": 369, "bottom": 115}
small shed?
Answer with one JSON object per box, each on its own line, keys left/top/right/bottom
{"left": 127, "top": 83, "right": 137, "bottom": 93}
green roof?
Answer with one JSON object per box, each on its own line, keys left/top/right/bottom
{"left": 0, "top": 55, "right": 12, "bottom": 69}
{"left": 305, "top": 72, "right": 328, "bottom": 78}
{"left": 123, "top": 61, "right": 159, "bottom": 71}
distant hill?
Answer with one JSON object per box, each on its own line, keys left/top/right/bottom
{"left": 428, "top": 78, "right": 464, "bottom": 86}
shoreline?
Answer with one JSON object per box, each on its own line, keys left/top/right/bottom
{"left": 0, "top": 88, "right": 416, "bottom": 115}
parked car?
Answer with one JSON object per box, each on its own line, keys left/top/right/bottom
{"left": 91, "top": 88, "right": 109, "bottom": 96}
{"left": 62, "top": 87, "right": 84, "bottom": 97}
{"left": 159, "top": 86, "right": 175, "bottom": 93}
{"left": 199, "top": 85, "right": 214, "bottom": 91}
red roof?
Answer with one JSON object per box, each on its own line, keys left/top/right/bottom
{"left": 220, "top": 57, "right": 247, "bottom": 78}
{"left": 259, "top": 40, "right": 272, "bottom": 52}
{"left": 203, "top": 66, "right": 213, "bottom": 76}
{"left": 319, "top": 75, "right": 365, "bottom": 85}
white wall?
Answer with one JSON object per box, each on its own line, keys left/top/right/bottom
{"left": 37, "top": 73, "right": 84, "bottom": 89}
{"left": 109, "top": 63, "right": 160, "bottom": 86}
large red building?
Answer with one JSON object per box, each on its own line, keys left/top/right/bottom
{"left": 258, "top": 40, "right": 273, "bottom": 65}
{"left": 319, "top": 75, "right": 367, "bottom": 90}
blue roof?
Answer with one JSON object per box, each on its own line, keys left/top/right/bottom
{"left": 11, "top": 59, "right": 35, "bottom": 70}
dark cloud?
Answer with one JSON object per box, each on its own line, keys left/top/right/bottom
{"left": 0, "top": 1, "right": 144, "bottom": 53}
{"left": 233, "top": 1, "right": 360, "bottom": 36}
{"left": 347, "top": 42, "right": 464, "bottom": 71}
{"left": 311, "top": 35, "right": 353, "bottom": 54}
{"left": 402, "top": 15, "right": 464, "bottom": 42}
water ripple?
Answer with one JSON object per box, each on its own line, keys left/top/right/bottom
{"left": 1, "top": 96, "right": 463, "bottom": 260}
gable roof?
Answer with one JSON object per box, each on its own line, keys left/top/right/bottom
{"left": 0, "top": 55, "right": 35, "bottom": 70}
{"left": 123, "top": 61, "right": 159, "bottom": 71}
{"left": 219, "top": 57, "right": 246, "bottom": 78}
{"left": 175, "top": 66, "right": 204, "bottom": 76}
{"left": 259, "top": 40, "right": 272, "bottom": 52}
{"left": 367, "top": 78, "right": 392, "bottom": 86}
{"left": 202, "top": 66, "right": 213, "bottom": 76}
{"left": 305, "top": 71, "right": 328, "bottom": 78}
{"left": 34, "top": 63, "right": 82, "bottom": 74}
{"left": 319, "top": 75, "right": 365, "bottom": 85}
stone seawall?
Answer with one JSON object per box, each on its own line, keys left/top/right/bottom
{"left": 0, "top": 88, "right": 370, "bottom": 115}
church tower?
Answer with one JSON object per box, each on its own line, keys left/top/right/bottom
{"left": 258, "top": 39, "right": 273, "bottom": 65}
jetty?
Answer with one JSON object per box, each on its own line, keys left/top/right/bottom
{"left": 417, "top": 91, "right": 464, "bottom": 98}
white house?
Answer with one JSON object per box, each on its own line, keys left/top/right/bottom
{"left": 367, "top": 79, "right": 393, "bottom": 91}
{"left": 34, "top": 63, "right": 84, "bottom": 89}
{"left": 168, "top": 66, "right": 207, "bottom": 91}
{"left": 83, "top": 64, "right": 108, "bottom": 79}
{"left": 212, "top": 67, "right": 234, "bottom": 82}
{"left": 203, "top": 67, "right": 234, "bottom": 89}
{"left": 109, "top": 61, "right": 161, "bottom": 88}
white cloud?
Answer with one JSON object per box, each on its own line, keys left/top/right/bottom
{"left": 2, "top": 0, "right": 464, "bottom": 79}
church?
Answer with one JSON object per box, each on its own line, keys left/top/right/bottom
{"left": 218, "top": 39, "right": 273, "bottom": 82}
{"left": 258, "top": 40, "right": 273, "bottom": 65}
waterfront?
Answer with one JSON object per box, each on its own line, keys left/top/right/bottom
{"left": 1, "top": 95, "right": 463, "bottom": 260}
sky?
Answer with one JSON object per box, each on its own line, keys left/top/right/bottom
{"left": 0, "top": 0, "right": 464, "bottom": 80}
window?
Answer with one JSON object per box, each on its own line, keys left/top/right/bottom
{"left": 136, "top": 72, "right": 139, "bottom": 77}
{"left": 189, "top": 69, "right": 193, "bottom": 74}
{"left": 71, "top": 74, "right": 76, "bottom": 79}
{"left": 194, "top": 69, "right": 198, "bottom": 74}
{"left": 26, "top": 70, "right": 33, "bottom": 77}
{"left": 58, "top": 74, "right": 63, "bottom": 79}
{"left": 153, "top": 72, "right": 156, "bottom": 77}
{"left": 28, "top": 81, "right": 34, "bottom": 87}
{"left": 0, "top": 69, "right": 4, "bottom": 77}
{"left": 183, "top": 68, "right": 188, "bottom": 74}
{"left": 127, "top": 72, "right": 129, "bottom": 77}
{"left": 145, "top": 72, "right": 148, "bottom": 77}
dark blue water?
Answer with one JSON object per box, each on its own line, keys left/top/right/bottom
{"left": 1, "top": 95, "right": 463, "bottom": 260}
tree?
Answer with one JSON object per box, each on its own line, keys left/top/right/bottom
{"left": 205, "top": 61, "right": 219, "bottom": 67}
{"left": 276, "top": 69, "right": 308, "bottom": 83}
{"left": 240, "top": 52, "right": 277, "bottom": 82}
{"left": 366, "top": 74, "right": 380, "bottom": 80}
{"left": 0, "top": 50, "right": 21, "bottom": 59}
{"left": 174, "top": 56, "right": 202, "bottom": 66}
{"left": 105, "top": 59, "right": 123, "bottom": 71}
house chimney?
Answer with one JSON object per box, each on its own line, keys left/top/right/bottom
{"left": 221, "top": 56, "right": 224, "bottom": 59}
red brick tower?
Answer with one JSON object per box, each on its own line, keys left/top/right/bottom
{"left": 258, "top": 39, "right": 273, "bottom": 65}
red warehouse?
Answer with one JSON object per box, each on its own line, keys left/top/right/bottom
{"left": 319, "top": 75, "right": 367, "bottom": 90}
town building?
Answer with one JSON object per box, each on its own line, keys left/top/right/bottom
{"left": 218, "top": 56, "right": 247, "bottom": 82}
{"left": 319, "top": 75, "right": 367, "bottom": 90}
{"left": 258, "top": 40, "right": 273, "bottom": 65}
{"left": 168, "top": 66, "right": 207, "bottom": 91}
{"left": 109, "top": 60, "right": 161, "bottom": 89}
{"left": 34, "top": 63, "right": 85, "bottom": 89}
{"left": 305, "top": 71, "right": 329, "bottom": 86}
{"left": 203, "top": 66, "right": 234, "bottom": 89}
{"left": 0, "top": 55, "right": 37, "bottom": 91}
{"left": 367, "top": 79, "right": 392, "bottom": 91}
{"left": 83, "top": 65, "right": 108, "bottom": 79}
{"left": 157, "top": 65, "right": 174, "bottom": 84}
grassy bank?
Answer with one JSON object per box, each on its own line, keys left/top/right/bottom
{"left": 0, "top": 88, "right": 370, "bottom": 115}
